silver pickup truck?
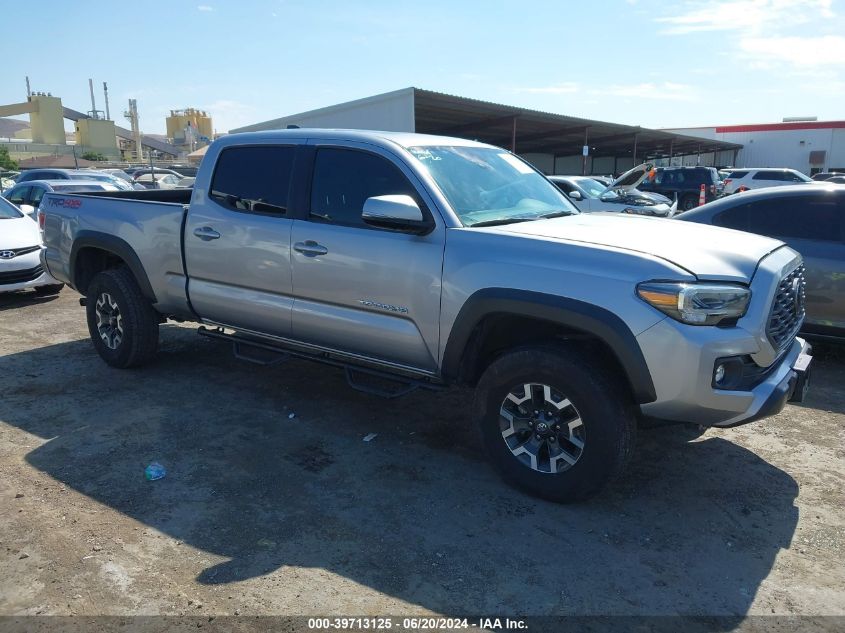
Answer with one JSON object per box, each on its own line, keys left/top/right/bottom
{"left": 40, "top": 129, "right": 812, "bottom": 502}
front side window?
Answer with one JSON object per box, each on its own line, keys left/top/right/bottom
{"left": 310, "top": 148, "right": 418, "bottom": 227}
{"left": 29, "top": 186, "right": 45, "bottom": 205}
{"left": 210, "top": 145, "right": 295, "bottom": 215}
{"left": 408, "top": 146, "right": 576, "bottom": 226}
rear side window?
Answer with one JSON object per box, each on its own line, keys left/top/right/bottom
{"left": 310, "top": 148, "right": 418, "bottom": 228}
{"left": 727, "top": 170, "right": 748, "bottom": 179}
{"left": 753, "top": 170, "right": 785, "bottom": 181}
{"left": 210, "top": 145, "right": 295, "bottom": 215}
{"left": 714, "top": 195, "right": 843, "bottom": 242}
{"left": 6, "top": 185, "right": 29, "bottom": 204}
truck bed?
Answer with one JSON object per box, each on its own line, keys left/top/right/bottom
{"left": 40, "top": 190, "right": 192, "bottom": 316}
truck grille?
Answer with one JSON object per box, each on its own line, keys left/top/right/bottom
{"left": 766, "top": 264, "right": 805, "bottom": 351}
{"left": 0, "top": 265, "right": 44, "bottom": 285}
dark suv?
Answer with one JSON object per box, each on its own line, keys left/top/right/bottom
{"left": 638, "top": 166, "right": 722, "bottom": 212}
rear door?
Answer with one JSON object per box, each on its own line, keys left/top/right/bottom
{"left": 183, "top": 143, "right": 297, "bottom": 337}
{"left": 289, "top": 142, "right": 445, "bottom": 372}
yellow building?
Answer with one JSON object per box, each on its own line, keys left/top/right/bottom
{"left": 75, "top": 118, "right": 118, "bottom": 151}
{"left": 166, "top": 108, "right": 213, "bottom": 148}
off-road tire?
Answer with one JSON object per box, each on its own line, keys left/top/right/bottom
{"left": 474, "top": 346, "right": 636, "bottom": 503}
{"left": 34, "top": 283, "right": 64, "bottom": 296}
{"left": 86, "top": 267, "right": 159, "bottom": 368}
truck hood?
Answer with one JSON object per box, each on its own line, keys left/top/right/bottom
{"left": 604, "top": 162, "right": 653, "bottom": 194}
{"left": 494, "top": 213, "right": 784, "bottom": 282}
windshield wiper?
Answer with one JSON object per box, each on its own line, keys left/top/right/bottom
{"left": 469, "top": 217, "right": 540, "bottom": 228}
{"left": 539, "top": 210, "right": 575, "bottom": 219}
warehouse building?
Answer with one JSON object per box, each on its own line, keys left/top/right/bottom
{"left": 663, "top": 120, "right": 845, "bottom": 175}
{"left": 231, "top": 87, "right": 741, "bottom": 176}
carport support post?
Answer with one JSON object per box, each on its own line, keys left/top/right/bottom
{"left": 511, "top": 116, "right": 517, "bottom": 153}
{"left": 632, "top": 133, "right": 638, "bottom": 165}
{"left": 669, "top": 139, "right": 674, "bottom": 165}
{"left": 581, "top": 128, "right": 590, "bottom": 176}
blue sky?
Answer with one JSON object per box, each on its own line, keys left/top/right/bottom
{"left": 1, "top": 0, "right": 843, "bottom": 135}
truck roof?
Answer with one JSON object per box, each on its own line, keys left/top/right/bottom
{"left": 217, "top": 128, "right": 493, "bottom": 151}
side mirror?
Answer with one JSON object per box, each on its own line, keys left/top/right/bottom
{"left": 362, "top": 195, "right": 430, "bottom": 233}
{"left": 568, "top": 190, "right": 582, "bottom": 201}
{"left": 20, "top": 204, "right": 36, "bottom": 215}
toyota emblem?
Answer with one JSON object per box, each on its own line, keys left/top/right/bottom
{"left": 0, "top": 250, "right": 16, "bottom": 259}
{"left": 791, "top": 278, "right": 803, "bottom": 316}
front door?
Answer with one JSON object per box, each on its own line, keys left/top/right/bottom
{"left": 183, "top": 143, "right": 297, "bottom": 337}
{"left": 290, "top": 144, "right": 445, "bottom": 372}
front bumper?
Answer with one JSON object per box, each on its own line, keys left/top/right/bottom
{"left": 637, "top": 315, "right": 812, "bottom": 427}
{"left": 0, "top": 249, "right": 61, "bottom": 293}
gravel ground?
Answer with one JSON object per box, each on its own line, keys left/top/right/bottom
{"left": 1, "top": 289, "right": 843, "bottom": 620}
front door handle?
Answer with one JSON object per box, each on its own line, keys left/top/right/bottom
{"left": 193, "top": 226, "right": 221, "bottom": 241}
{"left": 293, "top": 240, "right": 328, "bottom": 257}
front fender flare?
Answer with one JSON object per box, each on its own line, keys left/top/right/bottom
{"left": 441, "top": 288, "right": 657, "bottom": 404}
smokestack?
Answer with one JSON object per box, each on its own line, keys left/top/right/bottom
{"left": 88, "top": 78, "right": 98, "bottom": 119}
{"left": 25, "top": 76, "right": 31, "bottom": 98}
{"left": 103, "top": 81, "right": 110, "bottom": 120}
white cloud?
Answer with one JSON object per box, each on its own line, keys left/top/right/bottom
{"left": 517, "top": 82, "right": 580, "bottom": 95}
{"left": 740, "top": 35, "right": 845, "bottom": 66}
{"left": 604, "top": 82, "right": 697, "bottom": 101}
{"left": 197, "top": 5, "right": 214, "bottom": 11}
{"left": 656, "top": 0, "right": 833, "bottom": 35}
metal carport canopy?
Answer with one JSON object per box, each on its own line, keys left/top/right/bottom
{"left": 412, "top": 88, "right": 741, "bottom": 159}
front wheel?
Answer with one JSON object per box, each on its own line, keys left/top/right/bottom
{"left": 85, "top": 267, "right": 159, "bottom": 368}
{"left": 474, "top": 347, "right": 636, "bottom": 503}
{"left": 680, "top": 194, "right": 699, "bottom": 211}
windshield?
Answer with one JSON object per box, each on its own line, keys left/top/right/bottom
{"left": 408, "top": 146, "right": 578, "bottom": 226}
{"left": 576, "top": 178, "right": 611, "bottom": 199}
{"left": 793, "top": 171, "right": 813, "bottom": 182}
{"left": 0, "top": 196, "right": 24, "bottom": 219}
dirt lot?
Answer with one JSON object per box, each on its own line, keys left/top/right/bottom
{"left": 1, "top": 289, "right": 843, "bottom": 619}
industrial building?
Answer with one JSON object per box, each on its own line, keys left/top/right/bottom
{"left": 0, "top": 79, "right": 215, "bottom": 164}
{"left": 231, "top": 87, "right": 742, "bottom": 176}
{"left": 662, "top": 120, "right": 845, "bottom": 175}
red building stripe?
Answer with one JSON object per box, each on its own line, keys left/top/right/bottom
{"left": 715, "top": 121, "right": 845, "bottom": 133}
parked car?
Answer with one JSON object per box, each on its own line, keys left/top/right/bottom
{"left": 40, "top": 129, "right": 812, "bottom": 502}
{"left": 825, "top": 176, "right": 845, "bottom": 185}
{"left": 722, "top": 168, "right": 813, "bottom": 194}
{"left": 549, "top": 165, "right": 673, "bottom": 216}
{"left": 176, "top": 177, "right": 196, "bottom": 188}
{"left": 679, "top": 185, "right": 845, "bottom": 340}
{"left": 637, "top": 166, "right": 722, "bottom": 211}
{"left": 3, "top": 180, "right": 119, "bottom": 215}
{"left": 134, "top": 173, "right": 181, "bottom": 189}
{"left": 168, "top": 164, "right": 198, "bottom": 177}
{"left": 15, "top": 168, "right": 134, "bottom": 191}
{"left": 0, "top": 196, "right": 63, "bottom": 296}
{"left": 98, "top": 168, "right": 135, "bottom": 183}
{"left": 810, "top": 171, "right": 845, "bottom": 181}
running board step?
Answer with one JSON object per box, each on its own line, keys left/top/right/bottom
{"left": 344, "top": 367, "right": 420, "bottom": 399}
{"left": 197, "top": 326, "right": 444, "bottom": 399}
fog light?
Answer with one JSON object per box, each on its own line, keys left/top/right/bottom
{"left": 714, "top": 363, "right": 726, "bottom": 384}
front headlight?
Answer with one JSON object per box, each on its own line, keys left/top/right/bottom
{"left": 637, "top": 282, "right": 751, "bottom": 325}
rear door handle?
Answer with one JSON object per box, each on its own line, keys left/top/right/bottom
{"left": 193, "top": 226, "right": 221, "bottom": 241}
{"left": 293, "top": 240, "right": 328, "bottom": 257}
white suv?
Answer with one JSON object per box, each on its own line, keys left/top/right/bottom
{"left": 723, "top": 168, "right": 813, "bottom": 194}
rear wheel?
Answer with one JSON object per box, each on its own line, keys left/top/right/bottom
{"left": 85, "top": 267, "right": 159, "bottom": 368}
{"left": 474, "top": 346, "right": 636, "bottom": 503}
{"left": 680, "top": 194, "right": 699, "bottom": 211}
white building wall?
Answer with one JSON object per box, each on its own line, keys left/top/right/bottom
{"left": 663, "top": 125, "right": 844, "bottom": 174}
{"left": 231, "top": 88, "right": 416, "bottom": 133}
